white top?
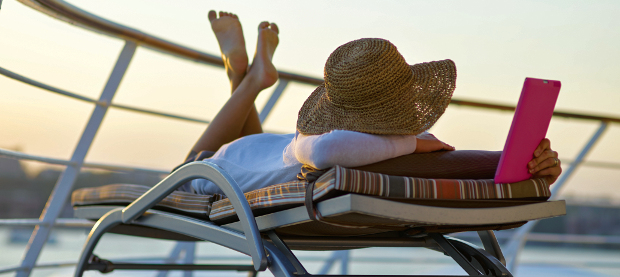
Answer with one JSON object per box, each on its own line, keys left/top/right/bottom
{"left": 190, "top": 130, "right": 418, "bottom": 195}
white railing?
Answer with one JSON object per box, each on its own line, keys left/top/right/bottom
{"left": 1, "top": 0, "right": 619, "bottom": 276}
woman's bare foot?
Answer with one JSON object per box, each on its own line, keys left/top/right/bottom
{"left": 246, "top": 21, "right": 279, "bottom": 90}
{"left": 208, "top": 10, "right": 248, "bottom": 89}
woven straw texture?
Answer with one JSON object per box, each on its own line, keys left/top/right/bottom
{"left": 297, "top": 38, "right": 456, "bottom": 135}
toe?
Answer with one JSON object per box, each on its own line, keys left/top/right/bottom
{"left": 219, "top": 11, "right": 225, "bottom": 18}
{"left": 258, "top": 21, "right": 269, "bottom": 30}
{"left": 232, "top": 13, "right": 238, "bottom": 19}
{"left": 270, "top": 23, "right": 279, "bottom": 34}
{"left": 208, "top": 10, "right": 217, "bottom": 22}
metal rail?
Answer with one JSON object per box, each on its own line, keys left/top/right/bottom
{"left": 0, "top": 66, "right": 211, "bottom": 124}
{"left": 0, "top": 218, "right": 94, "bottom": 228}
{"left": 0, "top": 0, "right": 618, "bottom": 276}
{"left": 13, "top": 0, "right": 620, "bottom": 123}
{"left": 450, "top": 99, "right": 620, "bottom": 124}
{"left": 0, "top": 148, "right": 168, "bottom": 174}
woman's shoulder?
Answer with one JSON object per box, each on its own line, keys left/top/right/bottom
{"left": 237, "top": 132, "right": 295, "bottom": 143}
{"left": 218, "top": 132, "right": 295, "bottom": 153}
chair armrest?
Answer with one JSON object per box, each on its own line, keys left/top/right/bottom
{"left": 121, "top": 161, "right": 268, "bottom": 271}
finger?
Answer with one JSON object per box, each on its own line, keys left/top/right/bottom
{"left": 530, "top": 155, "right": 560, "bottom": 174}
{"left": 529, "top": 150, "right": 558, "bottom": 172}
{"left": 534, "top": 138, "right": 551, "bottom": 157}
{"left": 529, "top": 150, "right": 558, "bottom": 170}
{"left": 442, "top": 142, "right": 455, "bottom": 151}
{"left": 533, "top": 166, "right": 562, "bottom": 184}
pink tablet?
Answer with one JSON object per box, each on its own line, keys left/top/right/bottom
{"left": 494, "top": 78, "right": 561, "bottom": 184}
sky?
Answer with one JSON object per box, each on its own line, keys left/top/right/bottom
{"left": 0, "top": 0, "right": 619, "bottom": 199}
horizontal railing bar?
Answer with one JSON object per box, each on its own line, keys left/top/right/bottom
{"left": 0, "top": 266, "right": 22, "bottom": 275}
{"left": 0, "top": 66, "right": 96, "bottom": 103}
{"left": 561, "top": 160, "right": 620, "bottom": 170}
{"left": 19, "top": 0, "right": 323, "bottom": 85}
{"left": 0, "top": 148, "right": 168, "bottom": 174}
{"left": 3, "top": 216, "right": 618, "bottom": 247}
{"left": 0, "top": 65, "right": 292, "bottom": 131}
{"left": 0, "top": 66, "right": 213, "bottom": 125}
{"left": 454, "top": 232, "right": 620, "bottom": 245}
{"left": 3, "top": 146, "right": 619, "bottom": 181}
{"left": 0, "top": 218, "right": 94, "bottom": 227}
{"left": 5, "top": 60, "right": 619, "bottom": 126}
{"left": 577, "top": 160, "right": 620, "bottom": 170}
{"left": 82, "top": 161, "right": 168, "bottom": 174}
{"left": 111, "top": 102, "right": 210, "bottom": 124}
{"left": 18, "top": 1, "right": 620, "bottom": 123}
{"left": 450, "top": 99, "right": 620, "bottom": 124}
{"left": 0, "top": 148, "right": 75, "bottom": 166}
{"left": 0, "top": 261, "right": 81, "bottom": 274}
{"left": 527, "top": 233, "right": 620, "bottom": 245}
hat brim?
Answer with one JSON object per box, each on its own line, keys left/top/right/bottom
{"left": 296, "top": 59, "right": 457, "bottom": 135}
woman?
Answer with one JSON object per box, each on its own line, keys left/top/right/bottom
{"left": 178, "top": 11, "right": 562, "bottom": 195}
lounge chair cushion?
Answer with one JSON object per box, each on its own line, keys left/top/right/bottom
{"left": 71, "top": 184, "right": 219, "bottom": 219}
{"left": 210, "top": 165, "right": 550, "bottom": 222}
{"left": 300, "top": 150, "right": 502, "bottom": 182}
{"left": 352, "top": 150, "right": 502, "bottom": 179}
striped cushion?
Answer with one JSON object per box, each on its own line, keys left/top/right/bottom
{"left": 209, "top": 165, "right": 550, "bottom": 222}
{"left": 71, "top": 184, "right": 218, "bottom": 219}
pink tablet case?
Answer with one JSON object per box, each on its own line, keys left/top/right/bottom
{"left": 494, "top": 78, "right": 561, "bottom": 184}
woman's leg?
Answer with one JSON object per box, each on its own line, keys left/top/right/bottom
{"left": 209, "top": 11, "right": 265, "bottom": 138}
{"left": 190, "top": 15, "right": 279, "bottom": 153}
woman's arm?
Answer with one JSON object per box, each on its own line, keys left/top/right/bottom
{"left": 294, "top": 130, "right": 454, "bottom": 169}
{"left": 414, "top": 132, "right": 455, "bottom": 153}
{"left": 294, "top": 130, "right": 415, "bottom": 169}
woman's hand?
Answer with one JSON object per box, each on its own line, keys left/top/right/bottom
{"left": 528, "top": 138, "right": 562, "bottom": 185}
{"left": 414, "top": 133, "right": 455, "bottom": 153}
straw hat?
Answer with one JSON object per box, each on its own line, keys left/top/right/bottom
{"left": 296, "top": 38, "right": 456, "bottom": 135}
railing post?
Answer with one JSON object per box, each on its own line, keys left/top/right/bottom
{"left": 550, "top": 121, "right": 609, "bottom": 196}
{"left": 503, "top": 120, "right": 609, "bottom": 273}
{"left": 259, "top": 79, "right": 289, "bottom": 124}
{"left": 16, "top": 41, "right": 137, "bottom": 277}
{"left": 156, "top": 241, "right": 196, "bottom": 277}
{"left": 318, "top": 250, "right": 350, "bottom": 275}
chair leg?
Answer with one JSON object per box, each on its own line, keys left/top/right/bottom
{"left": 437, "top": 234, "right": 513, "bottom": 277}
{"left": 262, "top": 242, "right": 299, "bottom": 277}
{"left": 74, "top": 208, "right": 123, "bottom": 277}
{"left": 429, "top": 233, "right": 483, "bottom": 276}
{"left": 477, "top": 231, "right": 506, "bottom": 266}
{"left": 266, "top": 231, "right": 308, "bottom": 275}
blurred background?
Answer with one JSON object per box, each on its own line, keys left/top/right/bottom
{"left": 1, "top": 0, "right": 619, "bottom": 276}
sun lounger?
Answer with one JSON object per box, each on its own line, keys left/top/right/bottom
{"left": 71, "top": 156, "right": 566, "bottom": 277}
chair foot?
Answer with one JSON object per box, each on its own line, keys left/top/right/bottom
{"left": 430, "top": 234, "right": 512, "bottom": 277}
{"left": 85, "top": 255, "right": 114, "bottom": 273}
{"left": 75, "top": 208, "right": 123, "bottom": 277}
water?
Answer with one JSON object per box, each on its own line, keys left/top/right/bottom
{"left": 1, "top": 227, "right": 619, "bottom": 277}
